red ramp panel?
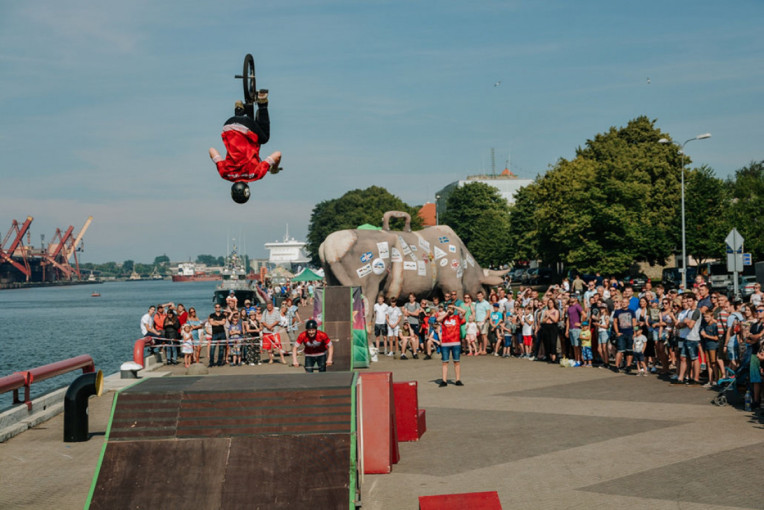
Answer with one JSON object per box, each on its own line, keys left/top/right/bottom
{"left": 419, "top": 491, "right": 502, "bottom": 510}
{"left": 358, "top": 372, "right": 399, "bottom": 474}
{"left": 393, "top": 381, "right": 426, "bottom": 441}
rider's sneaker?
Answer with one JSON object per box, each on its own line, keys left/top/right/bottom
{"left": 256, "top": 89, "right": 269, "bottom": 105}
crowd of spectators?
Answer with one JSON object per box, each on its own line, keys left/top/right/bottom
{"left": 139, "top": 282, "right": 315, "bottom": 368}
{"left": 373, "top": 275, "right": 764, "bottom": 412}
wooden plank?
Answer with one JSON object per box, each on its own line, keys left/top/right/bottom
{"left": 90, "top": 438, "right": 230, "bottom": 509}
{"left": 222, "top": 435, "right": 352, "bottom": 510}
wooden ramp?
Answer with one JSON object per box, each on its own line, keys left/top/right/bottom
{"left": 88, "top": 373, "right": 359, "bottom": 510}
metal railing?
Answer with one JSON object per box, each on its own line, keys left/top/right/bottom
{"left": 0, "top": 355, "right": 96, "bottom": 410}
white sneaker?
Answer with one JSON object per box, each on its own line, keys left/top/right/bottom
{"left": 386, "top": 351, "right": 394, "bottom": 357}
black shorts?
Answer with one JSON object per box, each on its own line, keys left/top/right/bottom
{"left": 375, "top": 324, "right": 387, "bottom": 337}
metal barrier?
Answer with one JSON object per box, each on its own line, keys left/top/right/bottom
{"left": 0, "top": 355, "right": 95, "bottom": 410}
{"left": 133, "top": 336, "right": 157, "bottom": 368}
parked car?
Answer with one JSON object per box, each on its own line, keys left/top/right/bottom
{"left": 727, "top": 275, "right": 758, "bottom": 299}
{"left": 509, "top": 268, "right": 527, "bottom": 283}
{"left": 522, "top": 268, "right": 538, "bottom": 284}
{"left": 535, "top": 267, "right": 558, "bottom": 286}
{"left": 661, "top": 267, "right": 697, "bottom": 290}
{"left": 618, "top": 272, "right": 649, "bottom": 292}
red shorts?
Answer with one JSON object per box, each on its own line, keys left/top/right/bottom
{"left": 263, "top": 333, "right": 281, "bottom": 351}
{"left": 523, "top": 335, "right": 533, "bottom": 346}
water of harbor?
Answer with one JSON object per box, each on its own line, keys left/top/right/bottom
{"left": 0, "top": 280, "right": 218, "bottom": 411}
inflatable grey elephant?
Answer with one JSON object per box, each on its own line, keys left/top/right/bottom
{"left": 319, "top": 211, "right": 507, "bottom": 328}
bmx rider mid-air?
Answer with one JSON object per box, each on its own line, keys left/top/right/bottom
{"left": 209, "top": 89, "right": 282, "bottom": 203}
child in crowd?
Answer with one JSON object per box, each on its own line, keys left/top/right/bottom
{"left": 490, "top": 303, "right": 504, "bottom": 356}
{"left": 522, "top": 306, "right": 535, "bottom": 358}
{"left": 633, "top": 329, "right": 648, "bottom": 376}
{"left": 399, "top": 321, "right": 419, "bottom": 360}
{"left": 580, "top": 321, "right": 593, "bottom": 367}
{"left": 501, "top": 309, "right": 516, "bottom": 358}
{"left": 465, "top": 317, "right": 479, "bottom": 356}
{"left": 700, "top": 309, "right": 720, "bottom": 387}
{"left": 598, "top": 305, "right": 611, "bottom": 369}
{"left": 181, "top": 323, "right": 194, "bottom": 368}
{"left": 424, "top": 308, "right": 441, "bottom": 360}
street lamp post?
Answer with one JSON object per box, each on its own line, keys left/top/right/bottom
{"left": 435, "top": 194, "right": 441, "bottom": 225}
{"left": 658, "top": 133, "right": 711, "bottom": 291}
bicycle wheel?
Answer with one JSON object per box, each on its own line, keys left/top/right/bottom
{"left": 242, "top": 54, "right": 256, "bottom": 104}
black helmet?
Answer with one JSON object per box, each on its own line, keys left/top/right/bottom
{"left": 231, "top": 182, "right": 250, "bottom": 204}
{"left": 305, "top": 319, "right": 318, "bottom": 330}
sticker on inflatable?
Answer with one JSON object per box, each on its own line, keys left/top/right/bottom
{"left": 371, "top": 258, "right": 386, "bottom": 275}
{"left": 433, "top": 246, "right": 447, "bottom": 260}
{"left": 419, "top": 239, "right": 430, "bottom": 252}
{"left": 377, "top": 242, "right": 389, "bottom": 259}
{"left": 440, "top": 258, "right": 448, "bottom": 267}
{"left": 403, "top": 261, "right": 417, "bottom": 271}
{"left": 438, "top": 236, "right": 449, "bottom": 243}
{"left": 399, "top": 236, "right": 412, "bottom": 256}
{"left": 462, "top": 259, "right": 467, "bottom": 269}
{"left": 466, "top": 255, "right": 475, "bottom": 267}
{"left": 391, "top": 247, "right": 403, "bottom": 262}
{"left": 417, "top": 260, "right": 426, "bottom": 276}
{"left": 356, "top": 264, "right": 372, "bottom": 278}
{"left": 451, "top": 259, "right": 460, "bottom": 270}
{"left": 456, "top": 267, "right": 463, "bottom": 279}
{"left": 448, "top": 245, "right": 457, "bottom": 253}
{"left": 360, "top": 251, "right": 373, "bottom": 263}
{"left": 410, "top": 244, "right": 417, "bottom": 252}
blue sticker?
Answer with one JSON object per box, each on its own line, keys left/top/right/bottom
{"left": 438, "top": 236, "right": 449, "bottom": 243}
{"left": 360, "top": 251, "right": 373, "bottom": 263}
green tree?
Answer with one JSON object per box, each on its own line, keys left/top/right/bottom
{"left": 684, "top": 166, "right": 731, "bottom": 265}
{"left": 507, "top": 185, "right": 540, "bottom": 262}
{"left": 154, "top": 254, "right": 170, "bottom": 266}
{"left": 306, "top": 186, "right": 422, "bottom": 262}
{"left": 441, "top": 182, "right": 513, "bottom": 266}
{"left": 196, "top": 254, "right": 219, "bottom": 266}
{"left": 726, "top": 161, "right": 764, "bottom": 260}
{"left": 122, "top": 260, "right": 134, "bottom": 275}
{"left": 509, "top": 116, "right": 682, "bottom": 274}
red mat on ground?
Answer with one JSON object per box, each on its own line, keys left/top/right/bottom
{"left": 419, "top": 491, "right": 502, "bottom": 509}
{"left": 393, "top": 381, "right": 426, "bottom": 441}
{"left": 358, "top": 371, "right": 399, "bottom": 474}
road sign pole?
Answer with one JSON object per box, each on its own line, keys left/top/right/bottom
{"left": 726, "top": 228, "right": 744, "bottom": 298}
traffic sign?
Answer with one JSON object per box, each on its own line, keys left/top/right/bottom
{"left": 743, "top": 253, "right": 752, "bottom": 266}
{"left": 725, "top": 228, "right": 744, "bottom": 253}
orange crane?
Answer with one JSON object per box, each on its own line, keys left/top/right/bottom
{"left": 0, "top": 217, "right": 33, "bottom": 281}
{"left": 65, "top": 216, "right": 93, "bottom": 279}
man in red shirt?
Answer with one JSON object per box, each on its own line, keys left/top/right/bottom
{"left": 439, "top": 304, "right": 466, "bottom": 387}
{"left": 209, "top": 91, "right": 282, "bottom": 203}
{"left": 292, "top": 319, "right": 334, "bottom": 372}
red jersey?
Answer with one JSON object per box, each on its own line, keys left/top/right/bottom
{"left": 440, "top": 314, "right": 464, "bottom": 346}
{"left": 216, "top": 124, "right": 271, "bottom": 183}
{"left": 295, "top": 330, "right": 332, "bottom": 356}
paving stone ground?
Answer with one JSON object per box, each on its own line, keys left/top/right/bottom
{"left": 1, "top": 351, "right": 762, "bottom": 509}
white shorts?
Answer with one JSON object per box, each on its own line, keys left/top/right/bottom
{"left": 387, "top": 326, "right": 400, "bottom": 337}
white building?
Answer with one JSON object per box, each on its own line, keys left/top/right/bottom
{"left": 264, "top": 226, "right": 310, "bottom": 269}
{"left": 435, "top": 168, "right": 534, "bottom": 218}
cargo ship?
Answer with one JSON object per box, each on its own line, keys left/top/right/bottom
{"left": 171, "top": 262, "right": 222, "bottom": 282}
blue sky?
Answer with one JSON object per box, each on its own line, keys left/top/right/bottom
{"left": 1, "top": 0, "right": 762, "bottom": 262}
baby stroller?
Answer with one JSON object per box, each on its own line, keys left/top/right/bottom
{"left": 712, "top": 359, "right": 749, "bottom": 407}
